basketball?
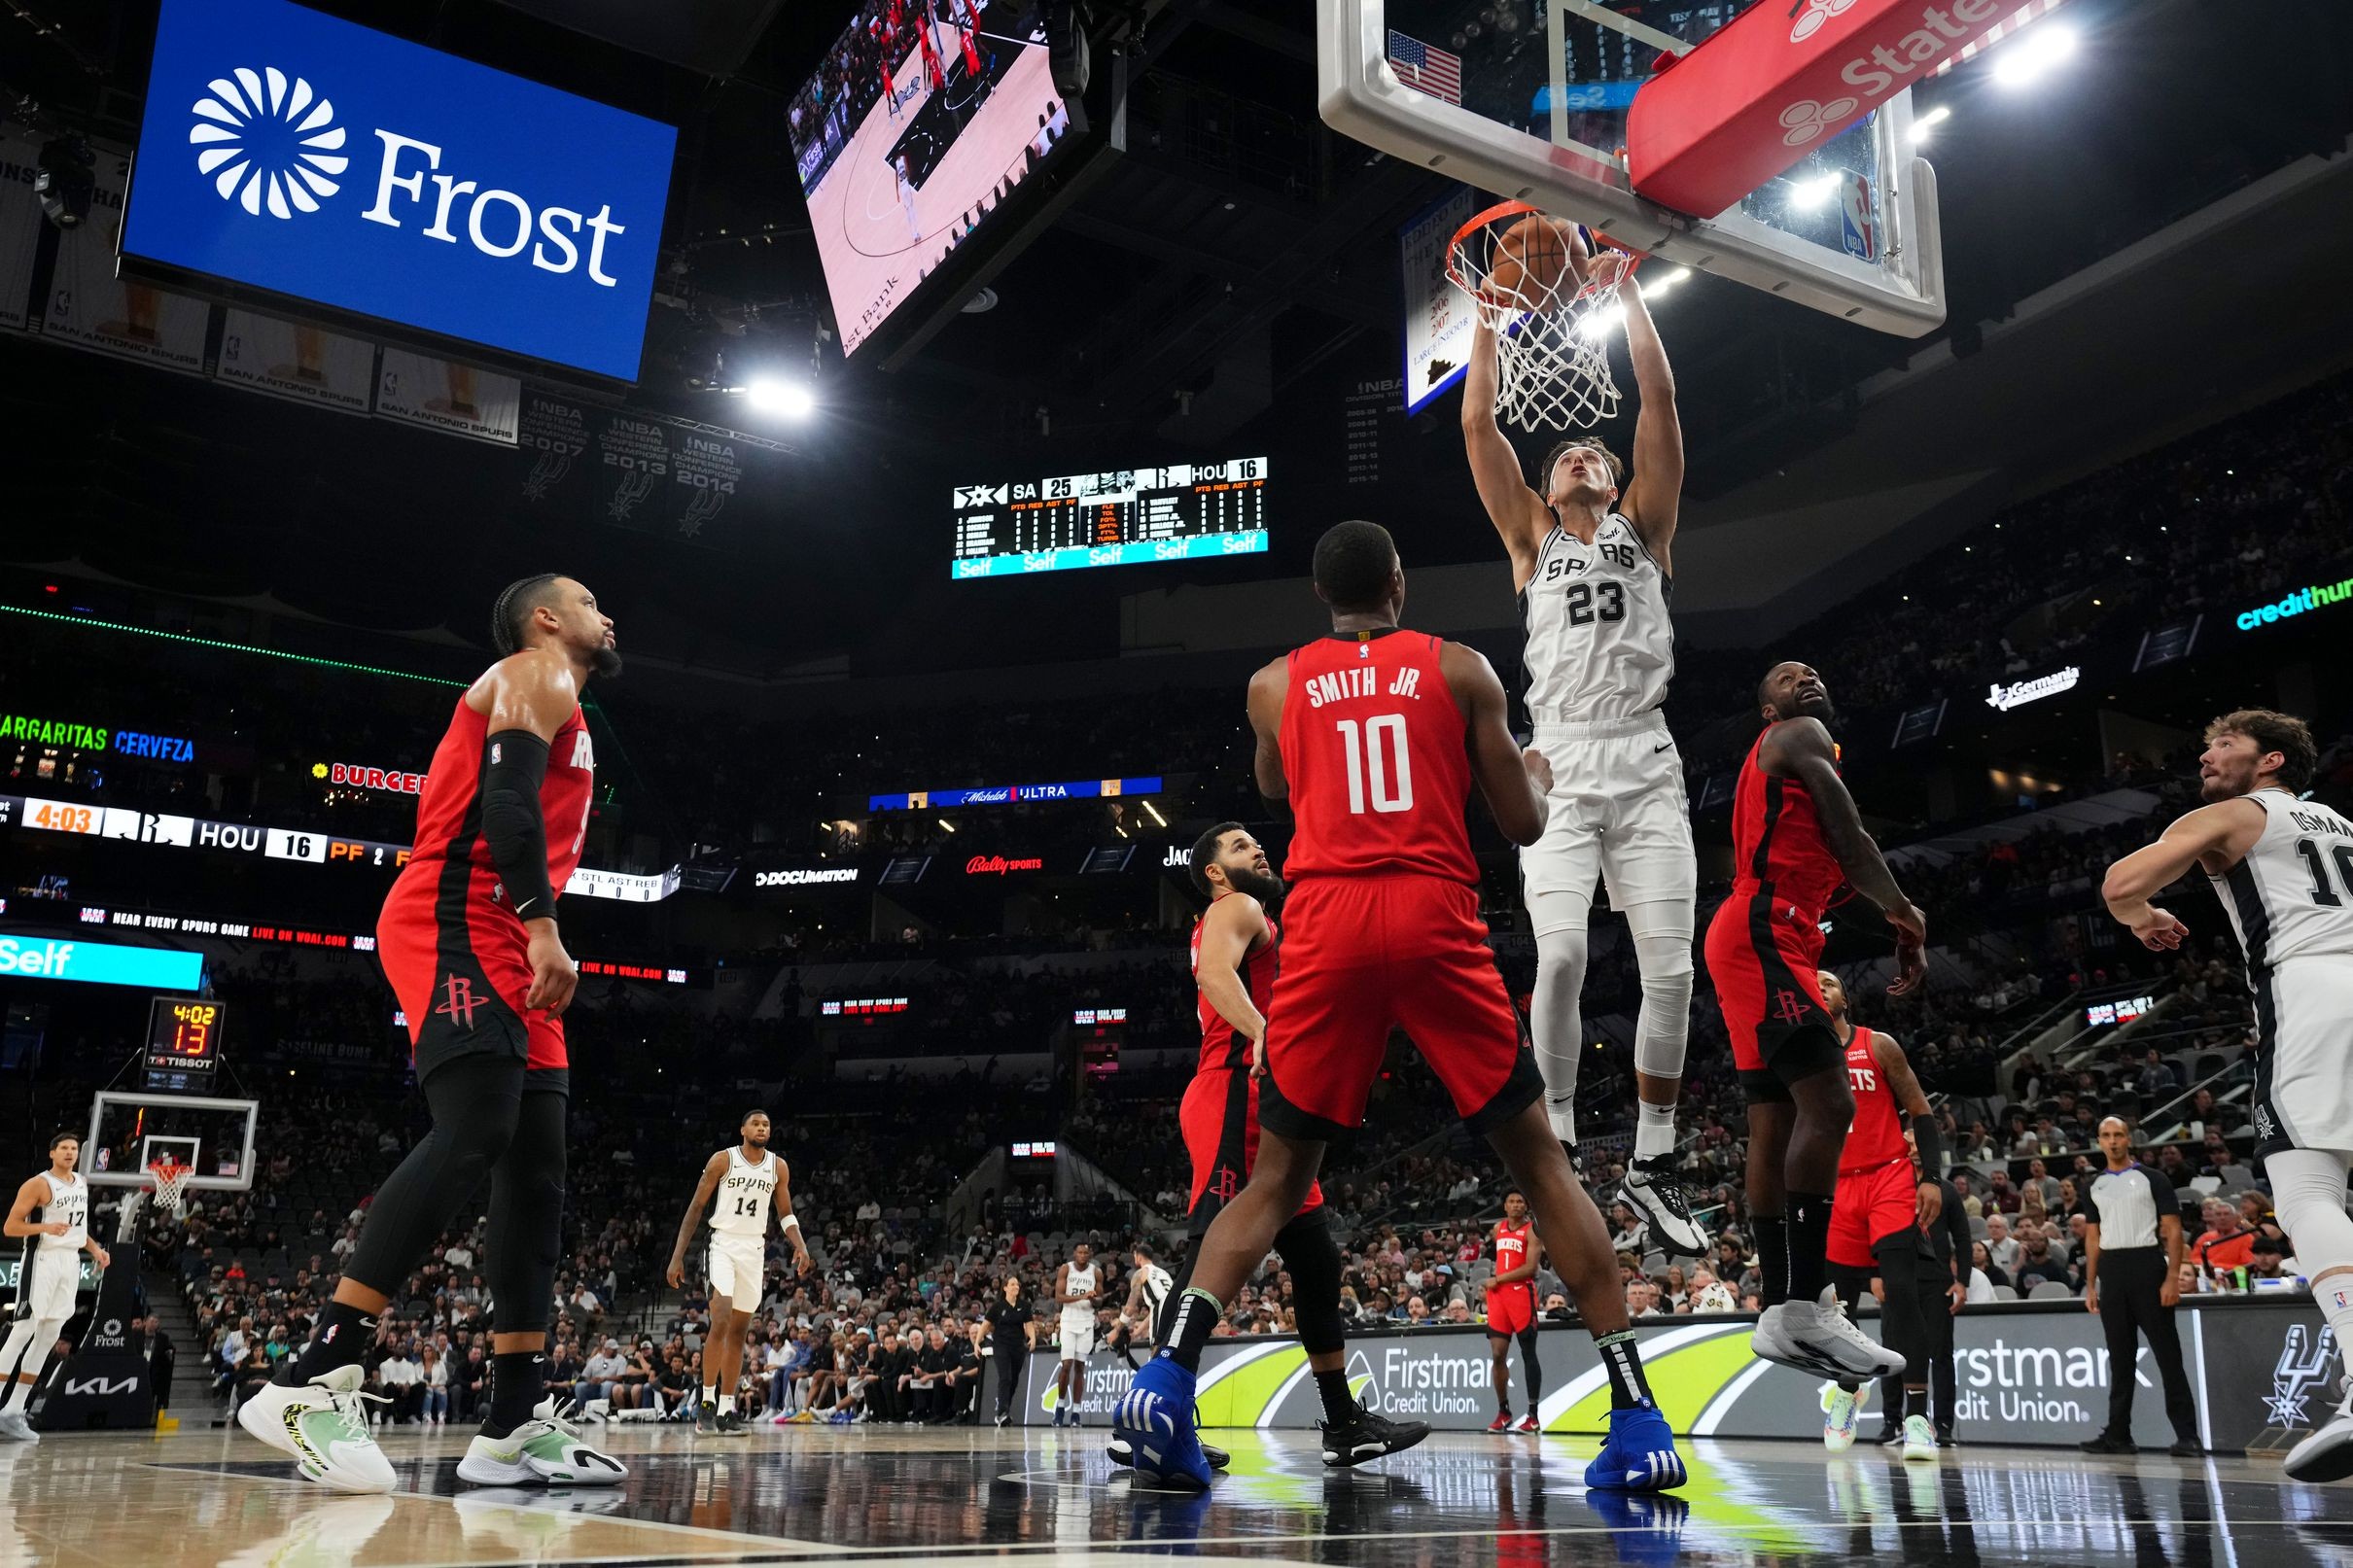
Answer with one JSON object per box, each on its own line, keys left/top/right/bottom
{"left": 1484, "top": 214, "right": 1586, "bottom": 303}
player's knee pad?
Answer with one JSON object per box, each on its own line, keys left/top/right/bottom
{"left": 2269, "top": 1150, "right": 2353, "bottom": 1267}
{"left": 1626, "top": 916, "right": 1695, "bottom": 1081}
{"left": 1275, "top": 1212, "right": 1347, "bottom": 1356}
{"left": 1530, "top": 926, "right": 1590, "bottom": 1075}
{"left": 1528, "top": 887, "right": 1594, "bottom": 943}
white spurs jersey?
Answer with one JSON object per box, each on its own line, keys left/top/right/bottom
{"left": 31, "top": 1170, "right": 87, "bottom": 1252}
{"left": 2209, "top": 788, "right": 2353, "bottom": 968}
{"left": 1520, "top": 511, "right": 1674, "bottom": 721}
{"left": 1061, "top": 1260, "right": 1099, "bottom": 1318}
{"left": 708, "top": 1146, "right": 778, "bottom": 1239}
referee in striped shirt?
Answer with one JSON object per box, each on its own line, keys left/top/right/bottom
{"left": 2081, "top": 1117, "right": 2201, "bottom": 1456}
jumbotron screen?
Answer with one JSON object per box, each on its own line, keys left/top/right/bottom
{"left": 952, "top": 457, "right": 1269, "bottom": 578}
{"left": 786, "top": 0, "right": 1072, "bottom": 355}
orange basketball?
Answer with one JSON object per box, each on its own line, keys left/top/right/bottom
{"left": 1485, "top": 214, "right": 1586, "bottom": 302}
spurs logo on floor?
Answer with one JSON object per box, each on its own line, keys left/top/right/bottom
{"left": 2268, "top": 1324, "right": 2335, "bottom": 1426}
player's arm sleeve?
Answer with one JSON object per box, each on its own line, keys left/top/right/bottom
{"left": 480, "top": 729, "right": 556, "bottom": 921}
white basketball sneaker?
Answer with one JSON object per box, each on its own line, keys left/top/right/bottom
{"left": 1752, "top": 1288, "right": 1905, "bottom": 1382}
{"left": 2287, "top": 1378, "right": 2353, "bottom": 1483}
{"left": 1621, "top": 1156, "right": 1708, "bottom": 1258}
{"left": 0, "top": 1411, "right": 38, "bottom": 1444}
{"left": 236, "top": 1364, "right": 397, "bottom": 1493}
{"left": 1820, "top": 1380, "right": 1866, "bottom": 1452}
{"left": 457, "top": 1399, "right": 629, "bottom": 1486}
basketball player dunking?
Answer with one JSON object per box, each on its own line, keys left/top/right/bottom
{"left": 1105, "top": 824, "right": 1423, "bottom": 1470}
{"left": 2099, "top": 710, "right": 2353, "bottom": 1480}
{"left": 1816, "top": 971, "right": 1946, "bottom": 1462}
{"left": 0, "top": 1134, "right": 105, "bottom": 1443}
{"left": 1484, "top": 1190, "right": 1545, "bottom": 1434}
{"left": 1703, "top": 661, "right": 1921, "bottom": 1384}
{"left": 1115, "top": 521, "right": 1684, "bottom": 1492}
{"left": 667, "top": 1110, "right": 811, "bottom": 1436}
{"left": 238, "top": 575, "right": 625, "bottom": 1492}
{"left": 1463, "top": 238, "right": 1704, "bottom": 1260}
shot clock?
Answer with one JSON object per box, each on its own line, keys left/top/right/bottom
{"left": 144, "top": 995, "right": 225, "bottom": 1090}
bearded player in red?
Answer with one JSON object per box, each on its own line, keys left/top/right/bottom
{"left": 1704, "top": 660, "right": 1925, "bottom": 1386}
{"left": 239, "top": 575, "right": 625, "bottom": 1493}
{"left": 1117, "top": 520, "right": 1684, "bottom": 1493}
{"left": 1485, "top": 1190, "right": 1546, "bottom": 1433}
{"left": 1106, "top": 823, "right": 1426, "bottom": 1471}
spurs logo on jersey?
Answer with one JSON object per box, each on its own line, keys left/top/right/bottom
{"left": 1520, "top": 512, "right": 1673, "bottom": 719}
{"left": 709, "top": 1147, "right": 776, "bottom": 1237}
{"left": 31, "top": 1171, "right": 87, "bottom": 1251}
{"left": 1062, "top": 1260, "right": 1098, "bottom": 1321}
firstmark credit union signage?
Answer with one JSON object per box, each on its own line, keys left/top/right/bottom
{"left": 122, "top": 0, "right": 677, "bottom": 380}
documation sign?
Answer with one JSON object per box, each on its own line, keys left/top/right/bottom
{"left": 122, "top": 0, "right": 676, "bottom": 381}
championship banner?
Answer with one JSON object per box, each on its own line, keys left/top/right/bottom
{"left": 0, "top": 124, "right": 44, "bottom": 330}
{"left": 40, "top": 149, "right": 210, "bottom": 375}
{"left": 374, "top": 347, "right": 519, "bottom": 446}
{"left": 1015, "top": 1300, "right": 2326, "bottom": 1455}
{"left": 216, "top": 308, "right": 374, "bottom": 415}
{"left": 1400, "top": 187, "right": 1476, "bottom": 415}
{"left": 519, "top": 397, "right": 780, "bottom": 550}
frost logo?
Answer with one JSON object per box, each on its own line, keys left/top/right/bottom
{"left": 190, "top": 66, "right": 347, "bottom": 218}
{"left": 1789, "top": 0, "right": 1859, "bottom": 43}
{"left": 1777, "top": 96, "right": 1859, "bottom": 148}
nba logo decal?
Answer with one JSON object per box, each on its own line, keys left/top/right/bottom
{"left": 1840, "top": 172, "right": 1879, "bottom": 262}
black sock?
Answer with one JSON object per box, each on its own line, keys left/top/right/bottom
{"left": 1314, "top": 1369, "right": 1355, "bottom": 1426}
{"left": 284, "top": 1302, "right": 377, "bottom": 1383}
{"left": 1753, "top": 1215, "right": 1789, "bottom": 1307}
{"left": 485, "top": 1350, "right": 546, "bottom": 1438}
{"left": 1596, "top": 1330, "right": 1655, "bottom": 1411}
{"left": 1787, "top": 1192, "right": 1835, "bottom": 1303}
{"left": 1159, "top": 1288, "right": 1222, "bottom": 1374}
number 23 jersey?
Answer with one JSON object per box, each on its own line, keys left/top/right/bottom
{"left": 1277, "top": 629, "right": 1477, "bottom": 886}
{"left": 1520, "top": 512, "right": 1672, "bottom": 722}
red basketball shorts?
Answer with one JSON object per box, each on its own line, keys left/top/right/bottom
{"left": 1828, "top": 1158, "right": 1919, "bottom": 1270}
{"left": 1703, "top": 888, "right": 1839, "bottom": 1095}
{"left": 1178, "top": 1066, "right": 1322, "bottom": 1224}
{"left": 1486, "top": 1284, "right": 1535, "bottom": 1337}
{"left": 1258, "top": 876, "right": 1542, "bottom": 1140}
{"left": 377, "top": 857, "right": 568, "bottom": 1082}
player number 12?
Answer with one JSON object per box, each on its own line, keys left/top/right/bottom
{"left": 1336, "top": 715, "right": 1414, "bottom": 814}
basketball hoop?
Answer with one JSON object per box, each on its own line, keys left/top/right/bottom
{"left": 1447, "top": 200, "right": 1646, "bottom": 433}
{"left": 148, "top": 1158, "right": 193, "bottom": 1220}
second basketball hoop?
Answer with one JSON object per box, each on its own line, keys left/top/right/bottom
{"left": 1447, "top": 200, "right": 1644, "bottom": 434}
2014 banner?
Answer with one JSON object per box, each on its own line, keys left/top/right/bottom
{"left": 517, "top": 392, "right": 788, "bottom": 549}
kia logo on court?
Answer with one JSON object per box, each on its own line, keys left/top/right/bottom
{"left": 190, "top": 66, "right": 347, "bottom": 218}
{"left": 1789, "top": 0, "right": 1860, "bottom": 43}
{"left": 1777, "top": 96, "right": 1859, "bottom": 147}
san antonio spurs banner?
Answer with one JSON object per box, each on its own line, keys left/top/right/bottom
{"left": 516, "top": 391, "right": 788, "bottom": 551}
{"left": 41, "top": 147, "right": 211, "bottom": 375}
{"left": 1014, "top": 1300, "right": 2328, "bottom": 1455}
{"left": 216, "top": 308, "right": 374, "bottom": 415}
{"left": 0, "top": 124, "right": 44, "bottom": 331}
{"left": 374, "top": 346, "right": 519, "bottom": 446}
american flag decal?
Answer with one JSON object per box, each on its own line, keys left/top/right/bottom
{"left": 1387, "top": 29, "right": 1463, "bottom": 105}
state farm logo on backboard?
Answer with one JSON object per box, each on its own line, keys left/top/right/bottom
{"left": 1789, "top": 0, "right": 1860, "bottom": 43}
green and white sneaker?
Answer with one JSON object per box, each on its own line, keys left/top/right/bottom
{"left": 235, "top": 1364, "right": 396, "bottom": 1493}
{"left": 457, "top": 1400, "right": 628, "bottom": 1487}
{"left": 1820, "top": 1380, "right": 1865, "bottom": 1453}
{"left": 1901, "top": 1413, "right": 1938, "bottom": 1464}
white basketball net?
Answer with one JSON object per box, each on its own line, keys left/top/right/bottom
{"left": 1447, "top": 204, "right": 1641, "bottom": 433}
{"left": 149, "top": 1161, "right": 193, "bottom": 1219}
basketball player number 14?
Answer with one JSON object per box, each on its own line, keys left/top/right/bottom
{"left": 1336, "top": 716, "right": 1414, "bottom": 814}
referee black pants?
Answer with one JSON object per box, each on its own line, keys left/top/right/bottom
{"left": 1879, "top": 1262, "right": 1958, "bottom": 1432}
{"left": 2097, "top": 1247, "right": 2197, "bottom": 1443}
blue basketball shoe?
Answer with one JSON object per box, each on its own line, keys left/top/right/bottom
{"left": 1584, "top": 1404, "right": 1688, "bottom": 1492}
{"left": 1111, "top": 1359, "right": 1212, "bottom": 1490}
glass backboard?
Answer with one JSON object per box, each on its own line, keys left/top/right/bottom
{"left": 1321, "top": 0, "right": 1946, "bottom": 334}
{"left": 84, "top": 1091, "right": 260, "bottom": 1192}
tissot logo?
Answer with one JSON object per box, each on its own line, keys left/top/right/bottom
{"left": 123, "top": 0, "right": 678, "bottom": 379}
{"left": 191, "top": 67, "right": 345, "bottom": 218}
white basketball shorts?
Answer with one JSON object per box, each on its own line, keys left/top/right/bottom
{"left": 1059, "top": 1310, "right": 1097, "bottom": 1359}
{"left": 15, "top": 1249, "right": 80, "bottom": 1322}
{"left": 707, "top": 1235, "right": 766, "bottom": 1314}
{"left": 2249, "top": 956, "right": 2353, "bottom": 1160}
{"left": 1521, "top": 712, "right": 1696, "bottom": 935}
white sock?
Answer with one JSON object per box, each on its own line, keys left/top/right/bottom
{"left": 719, "top": 1394, "right": 736, "bottom": 1415}
{"left": 1633, "top": 1100, "right": 1678, "bottom": 1161}
{"left": 702, "top": 1383, "right": 717, "bottom": 1408}
{"left": 0, "top": 1377, "right": 30, "bottom": 1415}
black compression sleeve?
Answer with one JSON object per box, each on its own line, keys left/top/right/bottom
{"left": 481, "top": 729, "right": 556, "bottom": 921}
{"left": 1911, "top": 1113, "right": 1945, "bottom": 1187}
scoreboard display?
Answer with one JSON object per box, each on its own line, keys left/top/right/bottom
{"left": 952, "top": 457, "right": 1268, "bottom": 578}
{"left": 145, "top": 995, "right": 224, "bottom": 1089}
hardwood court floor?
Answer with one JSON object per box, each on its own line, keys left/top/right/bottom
{"left": 9, "top": 1417, "right": 2353, "bottom": 1565}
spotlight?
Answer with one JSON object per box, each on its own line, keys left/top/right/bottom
{"left": 1642, "top": 265, "right": 1695, "bottom": 299}
{"left": 1790, "top": 172, "right": 1841, "bottom": 209}
{"left": 1993, "top": 22, "right": 2077, "bottom": 86}
{"left": 745, "top": 378, "right": 816, "bottom": 418}
{"left": 1910, "top": 104, "right": 1951, "bottom": 142}
{"left": 35, "top": 135, "right": 94, "bottom": 230}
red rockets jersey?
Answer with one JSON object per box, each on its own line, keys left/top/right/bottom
{"left": 1192, "top": 895, "right": 1278, "bottom": 1073}
{"left": 1728, "top": 721, "right": 1844, "bottom": 917}
{"left": 1492, "top": 1219, "right": 1534, "bottom": 1294}
{"left": 1839, "top": 1027, "right": 1911, "bottom": 1174}
{"left": 1276, "top": 630, "right": 1478, "bottom": 886}
{"left": 402, "top": 697, "right": 594, "bottom": 907}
